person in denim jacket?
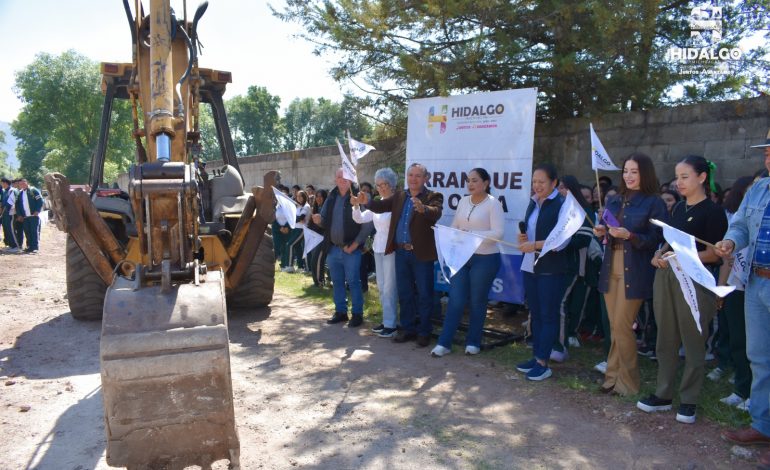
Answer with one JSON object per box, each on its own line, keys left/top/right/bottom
{"left": 594, "top": 153, "right": 667, "bottom": 396}
{"left": 718, "top": 135, "right": 770, "bottom": 463}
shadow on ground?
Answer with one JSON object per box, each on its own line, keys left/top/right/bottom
{"left": 0, "top": 311, "right": 100, "bottom": 380}
{"left": 221, "top": 293, "right": 734, "bottom": 469}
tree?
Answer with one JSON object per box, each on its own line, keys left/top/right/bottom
{"left": 11, "top": 50, "right": 133, "bottom": 185}
{"left": 0, "top": 130, "right": 14, "bottom": 178}
{"left": 282, "top": 95, "right": 373, "bottom": 150}
{"left": 195, "top": 104, "right": 222, "bottom": 162}
{"left": 275, "top": 1, "right": 769, "bottom": 128}
{"left": 227, "top": 85, "right": 283, "bottom": 156}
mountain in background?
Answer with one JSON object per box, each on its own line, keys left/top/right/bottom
{"left": 0, "top": 121, "right": 19, "bottom": 170}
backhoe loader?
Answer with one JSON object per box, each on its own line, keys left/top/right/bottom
{"left": 44, "top": 1, "right": 275, "bottom": 467}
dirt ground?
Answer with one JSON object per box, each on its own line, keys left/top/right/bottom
{"left": 0, "top": 226, "right": 760, "bottom": 469}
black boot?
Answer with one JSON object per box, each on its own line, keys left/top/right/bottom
{"left": 327, "top": 312, "right": 349, "bottom": 324}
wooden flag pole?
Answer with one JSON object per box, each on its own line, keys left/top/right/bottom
{"left": 595, "top": 169, "right": 603, "bottom": 213}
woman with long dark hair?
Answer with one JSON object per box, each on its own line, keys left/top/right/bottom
{"left": 593, "top": 153, "right": 667, "bottom": 396}
{"left": 515, "top": 163, "right": 590, "bottom": 381}
{"left": 638, "top": 155, "right": 728, "bottom": 424}
{"left": 431, "top": 168, "right": 504, "bottom": 357}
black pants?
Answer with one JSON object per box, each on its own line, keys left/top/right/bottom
{"left": 309, "top": 245, "right": 327, "bottom": 287}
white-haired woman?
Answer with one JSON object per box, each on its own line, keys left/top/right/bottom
{"left": 353, "top": 167, "right": 398, "bottom": 337}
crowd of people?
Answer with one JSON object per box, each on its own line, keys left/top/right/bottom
{"left": 4, "top": 140, "right": 770, "bottom": 464}
{"left": 278, "top": 141, "right": 770, "bottom": 465}
{"left": 1, "top": 177, "right": 44, "bottom": 255}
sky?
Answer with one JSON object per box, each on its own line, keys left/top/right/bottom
{"left": 0, "top": 0, "right": 346, "bottom": 123}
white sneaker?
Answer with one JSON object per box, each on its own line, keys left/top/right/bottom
{"left": 550, "top": 349, "right": 568, "bottom": 363}
{"left": 5, "top": 247, "right": 21, "bottom": 254}
{"left": 284, "top": 266, "right": 296, "bottom": 273}
{"left": 736, "top": 398, "right": 751, "bottom": 411}
{"left": 464, "top": 345, "right": 480, "bottom": 355}
{"left": 707, "top": 367, "right": 726, "bottom": 382}
{"left": 593, "top": 361, "right": 607, "bottom": 374}
{"left": 568, "top": 336, "right": 581, "bottom": 348}
{"left": 431, "top": 345, "right": 451, "bottom": 357}
{"left": 720, "top": 392, "right": 744, "bottom": 406}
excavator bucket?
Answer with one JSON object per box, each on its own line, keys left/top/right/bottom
{"left": 100, "top": 269, "right": 239, "bottom": 469}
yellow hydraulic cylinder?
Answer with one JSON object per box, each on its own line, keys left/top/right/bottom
{"left": 149, "top": 0, "right": 175, "bottom": 161}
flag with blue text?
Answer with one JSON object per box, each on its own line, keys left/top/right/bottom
{"left": 590, "top": 123, "right": 620, "bottom": 171}
{"left": 347, "top": 130, "right": 376, "bottom": 165}
{"left": 535, "top": 191, "right": 586, "bottom": 265}
{"left": 336, "top": 138, "right": 358, "bottom": 184}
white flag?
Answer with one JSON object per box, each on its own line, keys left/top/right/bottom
{"left": 535, "top": 191, "right": 586, "bottom": 265}
{"left": 434, "top": 225, "right": 483, "bottom": 279}
{"left": 272, "top": 186, "right": 298, "bottom": 229}
{"left": 347, "top": 130, "right": 376, "bottom": 165}
{"left": 336, "top": 138, "right": 358, "bottom": 184}
{"left": 728, "top": 247, "right": 750, "bottom": 290}
{"left": 302, "top": 226, "right": 324, "bottom": 259}
{"left": 665, "top": 253, "right": 703, "bottom": 334}
{"left": 590, "top": 123, "right": 620, "bottom": 171}
{"left": 650, "top": 218, "right": 735, "bottom": 297}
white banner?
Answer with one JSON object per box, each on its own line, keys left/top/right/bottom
{"left": 665, "top": 253, "right": 703, "bottom": 334}
{"left": 347, "top": 130, "right": 375, "bottom": 165}
{"left": 336, "top": 138, "right": 358, "bottom": 184}
{"left": 272, "top": 186, "right": 298, "bottom": 229}
{"left": 302, "top": 227, "right": 324, "bottom": 259}
{"left": 535, "top": 191, "right": 587, "bottom": 265}
{"left": 406, "top": 89, "right": 537, "bottom": 303}
{"left": 650, "top": 218, "right": 735, "bottom": 297}
{"left": 590, "top": 123, "right": 620, "bottom": 171}
{"left": 434, "top": 225, "right": 484, "bottom": 279}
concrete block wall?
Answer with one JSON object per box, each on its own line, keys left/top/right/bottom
{"left": 536, "top": 96, "right": 770, "bottom": 188}
{"left": 118, "top": 97, "right": 769, "bottom": 192}
{"left": 230, "top": 138, "right": 406, "bottom": 191}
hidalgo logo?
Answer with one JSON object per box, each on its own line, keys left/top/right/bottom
{"left": 450, "top": 103, "right": 505, "bottom": 118}
{"left": 428, "top": 105, "right": 448, "bottom": 133}
{"left": 667, "top": 1, "right": 742, "bottom": 64}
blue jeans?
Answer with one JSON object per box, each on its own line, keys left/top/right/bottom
{"left": 327, "top": 245, "right": 363, "bottom": 315}
{"left": 374, "top": 252, "right": 398, "bottom": 328}
{"left": 395, "top": 249, "right": 434, "bottom": 336}
{"left": 438, "top": 253, "right": 501, "bottom": 349}
{"left": 523, "top": 271, "right": 569, "bottom": 363}
{"left": 745, "top": 274, "right": 770, "bottom": 436}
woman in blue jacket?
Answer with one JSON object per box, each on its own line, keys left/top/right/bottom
{"left": 516, "top": 163, "right": 591, "bottom": 381}
{"left": 593, "top": 153, "right": 667, "bottom": 396}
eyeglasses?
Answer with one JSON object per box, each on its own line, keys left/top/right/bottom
{"left": 375, "top": 182, "right": 390, "bottom": 189}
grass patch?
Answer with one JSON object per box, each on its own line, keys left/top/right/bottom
{"left": 486, "top": 338, "right": 751, "bottom": 428}
{"left": 273, "top": 265, "right": 751, "bottom": 428}
{"left": 274, "top": 264, "right": 383, "bottom": 325}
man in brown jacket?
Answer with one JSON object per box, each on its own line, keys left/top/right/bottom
{"left": 352, "top": 163, "right": 443, "bottom": 346}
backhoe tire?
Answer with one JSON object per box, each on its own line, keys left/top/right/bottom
{"left": 66, "top": 235, "right": 107, "bottom": 321}
{"left": 227, "top": 234, "right": 275, "bottom": 309}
